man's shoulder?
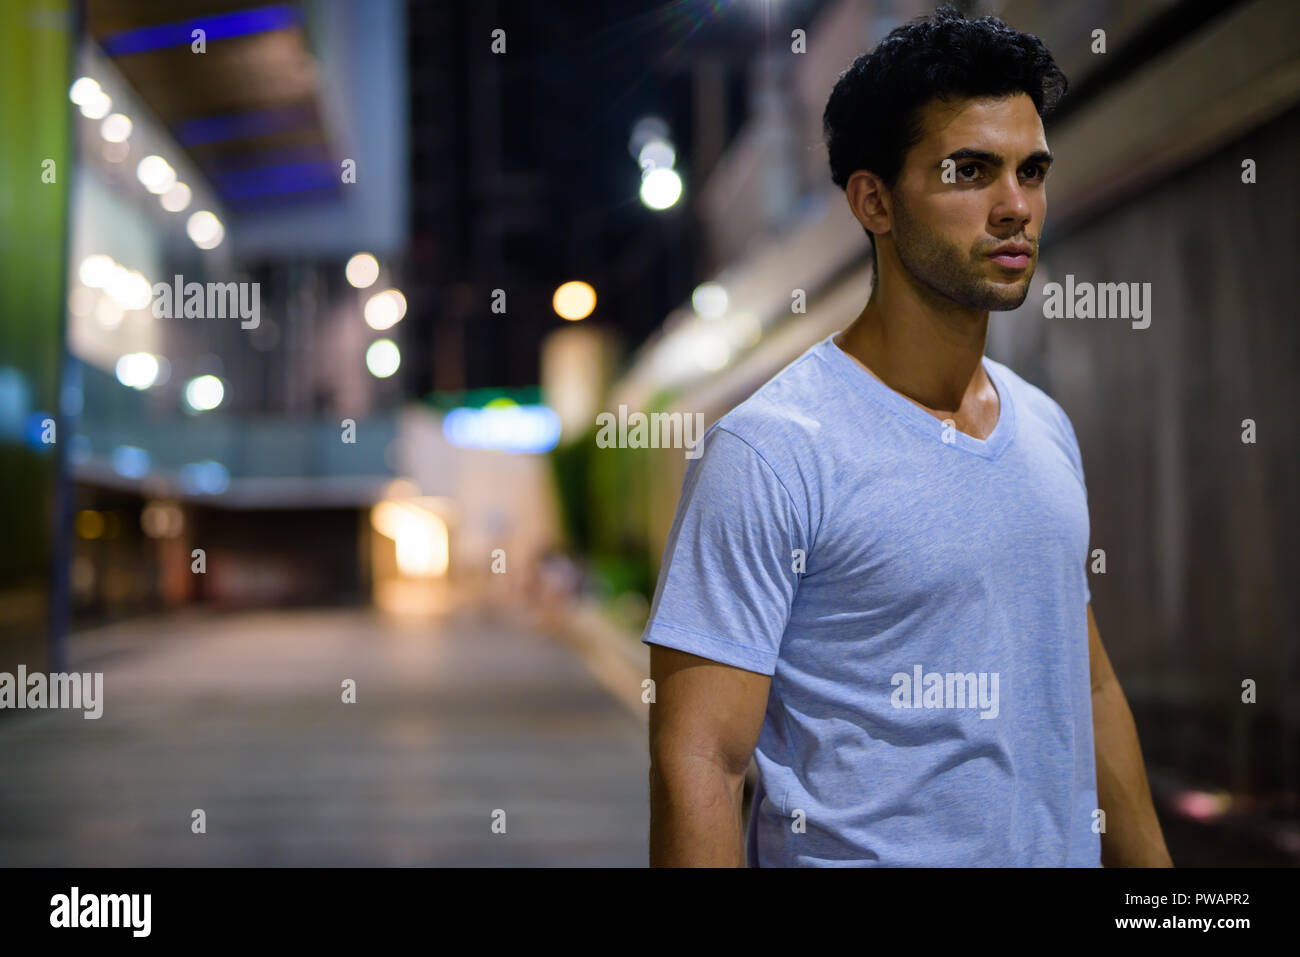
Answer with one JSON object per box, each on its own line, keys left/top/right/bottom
{"left": 984, "top": 356, "right": 1082, "bottom": 459}
{"left": 709, "top": 338, "right": 840, "bottom": 459}
{"left": 985, "top": 356, "right": 1073, "bottom": 428}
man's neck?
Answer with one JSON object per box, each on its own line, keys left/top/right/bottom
{"left": 834, "top": 277, "right": 994, "bottom": 417}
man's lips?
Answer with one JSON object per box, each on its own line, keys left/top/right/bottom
{"left": 988, "top": 244, "right": 1033, "bottom": 270}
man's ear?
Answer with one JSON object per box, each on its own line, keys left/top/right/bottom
{"left": 846, "top": 169, "right": 892, "bottom": 240}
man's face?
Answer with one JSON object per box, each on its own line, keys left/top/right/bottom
{"left": 887, "top": 93, "right": 1051, "bottom": 311}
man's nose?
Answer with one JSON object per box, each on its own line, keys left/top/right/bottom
{"left": 991, "top": 174, "right": 1032, "bottom": 226}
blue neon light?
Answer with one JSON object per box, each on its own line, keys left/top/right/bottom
{"left": 442, "top": 406, "right": 562, "bottom": 454}
{"left": 111, "top": 445, "right": 151, "bottom": 479}
{"left": 212, "top": 161, "right": 338, "bottom": 199}
{"left": 101, "top": 5, "right": 299, "bottom": 56}
{"left": 178, "top": 460, "right": 230, "bottom": 495}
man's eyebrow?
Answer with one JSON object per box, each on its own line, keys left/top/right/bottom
{"left": 944, "top": 148, "right": 1054, "bottom": 167}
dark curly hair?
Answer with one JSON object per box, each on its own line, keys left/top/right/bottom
{"left": 824, "top": 6, "right": 1067, "bottom": 197}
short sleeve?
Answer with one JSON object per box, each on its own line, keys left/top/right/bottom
{"left": 1052, "top": 400, "right": 1092, "bottom": 605}
{"left": 641, "top": 426, "right": 805, "bottom": 676}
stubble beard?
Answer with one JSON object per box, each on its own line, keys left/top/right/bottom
{"left": 891, "top": 196, "right": 1034, "bottom": 312}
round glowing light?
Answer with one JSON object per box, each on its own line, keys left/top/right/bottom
{"left": 195, "top": 223, "right": 224, "bottom": 250}
{"left": 178, "top": 460, "right": 230, "bottom": 495}
{"left": 384, "top": 289, "right": 407, "bottom": 319}
{"left": 141, "top": 500, "right": 184, "bottom": 539}
{"left": 115, "top": 353, "right": 160, "bottom": 390}
{"left": 364, "top": 293, "right": 398, "bottom": 330}
{"left": 145, "top": 165, "right": 176, "bottom": 194}
{"left": 552, "top": 280, "right": 597, "bottom": 321}
{"left": 186, "top": 209, "right": 220, "bottom": 241}
{"left": 638, "top": 139, "right": 676, "bottom": 172}
{"left": 80, "top": 90, "right": 112, "bottom": 120}
{"left": 79, "top": 254, "right": 115, "bottom": 288}
{"left": 184, "top": 375, "right": 224, "bottom": 411}
{"left": 366, "top": 339, "right": 401, "bottom": 378}
{"left": 126, "top": 271, "right": 152, "bottom": 310}
{"left": 107, "top": 268, "right": 152, "bottom": 310}
{"left": 364, "top": 289, "right": 407, "bottom": 330}
{"left": 136, "top": 155, "right": 172, "bottom": 190}
{"left": 640, "top": 167, "right": 683, "bottom": 210}
{"left": 160, "top": 182, "right": 191, "bottom": 212}
{"left": 691, "top": 282, "right": 728, "bottom": 319}
{"left": 100, "top": 113, "right": 132, "bottom": 142}
{"left": 69, "top": 77, "right": 101, "bottom": 106}
{"left": 75, "top": 509, "right": 105, "bottom": 539}
{"left": 186, "top": 210, "right": 224, "bottom": 249}
{"left": 345, "top": 253, "right": 379, "bottom": 288}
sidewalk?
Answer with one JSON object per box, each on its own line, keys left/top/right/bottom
{"left": 0, "top": 605, "right": 649, "bottom": 866}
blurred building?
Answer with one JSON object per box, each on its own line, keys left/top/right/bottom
{"left": 1, "top": 0, "right": 1295, "bottom": 867}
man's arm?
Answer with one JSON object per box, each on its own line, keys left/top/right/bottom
{"left": 648, "top": 644, "right": 771, "bottom": 867}
{"left": 1088, "top": 604, "right": 1174, "bottom": 866}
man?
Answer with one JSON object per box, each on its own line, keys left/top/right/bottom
{"left": 644, "top": 7, "right": 1173, "bottom": 867}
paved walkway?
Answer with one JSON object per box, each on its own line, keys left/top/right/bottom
{"left": 0, "top": 606, "right": 649, "bottom": 866}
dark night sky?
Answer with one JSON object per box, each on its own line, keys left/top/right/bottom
{"left": 407, "top": 0, "right": 828, "bottom": 392}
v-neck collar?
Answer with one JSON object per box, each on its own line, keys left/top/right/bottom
{"left": 817, "top": 332, "right": 1016, "bottom": 461}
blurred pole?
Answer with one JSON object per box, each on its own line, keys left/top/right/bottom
{"left": 0, "top": 0, "right": 74, "bottom": 678}
{"left": 541, "top": 324, "right": 618, "bottom": 446}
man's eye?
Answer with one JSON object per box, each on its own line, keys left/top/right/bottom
{"left": 958, "top": 164, "right": 979, "bottom": 179}
{"left": 1023, "top": 166, "right": 1044, "bottom": 180}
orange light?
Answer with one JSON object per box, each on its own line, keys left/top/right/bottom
{"left": 75, "top": 510, "right": 104, "bottom": 540}
{"left": 552, "top": 281, "right": 596, "bottom": 321}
